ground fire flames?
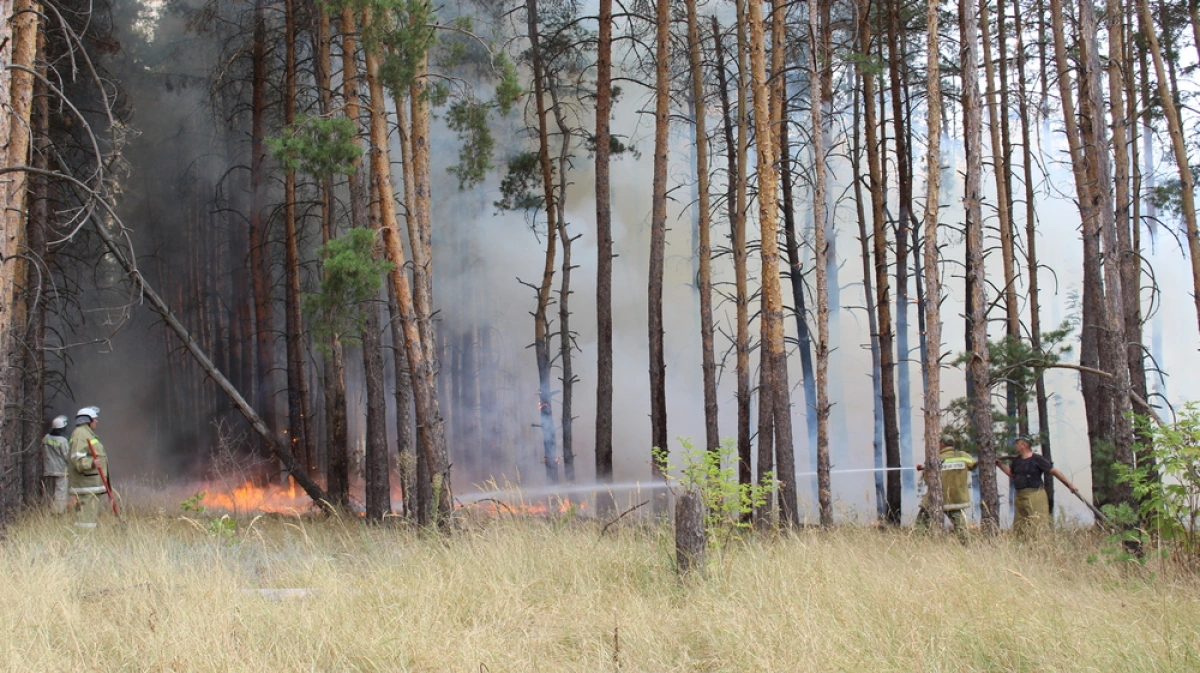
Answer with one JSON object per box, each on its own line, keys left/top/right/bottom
{"left": 197, "top": 479, "right": 587, "bottom": 517}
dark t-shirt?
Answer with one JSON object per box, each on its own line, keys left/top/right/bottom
{"left": 1011, "top": 453, "right": 1053, "bottom": 490}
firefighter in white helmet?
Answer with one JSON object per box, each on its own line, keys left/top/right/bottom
{"left": 68, "top": 407, "right": 108, "bottom": 529}
{"left": 41, "top": 415, "right": 71, "bottom": 514}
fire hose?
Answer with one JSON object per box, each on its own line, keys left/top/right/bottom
{"left": 87, "top": 439, "right": 120, "bottom": 518}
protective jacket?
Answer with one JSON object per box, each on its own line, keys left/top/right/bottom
{"left": 42, "top": 433, "right": 69, "bottom": 477}
{"left": 936, "top": 447, "right": 978, "bottom": 511}
{"left": 68, "top": 424, "right": 107, "bottom": 496}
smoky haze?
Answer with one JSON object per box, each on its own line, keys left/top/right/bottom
{"left": 51, "top": 1, "right": 1200, "bottom": 523}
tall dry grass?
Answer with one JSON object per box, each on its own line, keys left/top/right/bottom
{"left": 2, "top": 505, "right": 1198, "bottom": 672}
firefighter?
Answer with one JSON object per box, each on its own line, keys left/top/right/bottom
{"left": 997, "top": 436, "right": 1080, "bottom": 535}
{"left": 68, "top": 406, "right": 108, "bottom": 530}
{"left": 915, "top": 436, "right": 978, "bottom": 542}
{"left": 41, "top": 415, "right": 71, "bottom": 514}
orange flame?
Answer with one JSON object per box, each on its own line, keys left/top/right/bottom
{"left": 200, "top": 480, "right": 310, "bottom": 514}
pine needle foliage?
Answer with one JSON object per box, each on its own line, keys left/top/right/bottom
{"left": 267, "top": 115, "right": 362, "bottom": 177}
{"left": 303, "top": 228, "right": 395, "bottom": 346}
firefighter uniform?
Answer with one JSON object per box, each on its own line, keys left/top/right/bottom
{"left": 41, "top": 424, "right": 70, "bottom": 514}
{"left": 916, "top": 446, "right": 978, "bottom": 541}
{"left": 68, "top": 420, "right": 108, "bottom": 529}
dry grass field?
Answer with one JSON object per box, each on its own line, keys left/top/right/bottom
{"left": 3, "top": 504, "right": 1199, "bottom": 672}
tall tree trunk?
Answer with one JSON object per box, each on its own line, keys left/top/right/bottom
{"left": 1, "top": 0, "right": 40, "bottom": 513}
{"left": 1013, "top": 0, "right": 1054, "bottom": 510}
{"left": 782, "top": 87, "right": 818, "bottom": 472}
{"left": 648, "top": 0, "right": 671, "bottom": 484}
{"left": 249, "top": 0, "right": 278, "bottom": 449}
{"left": 594, "top": 0, "right": 614, "bottom": 508}
{"left": 548, "top": 81, "right": 576, "bottom": 483}
{"left": 765, "top": 0, "right": 798, "bottom": 523}
{"left": 887, "top": 0, "right": 914, "bottom": 497}
{"left": 362, "top": 296, "right": 391, "bottom": 519}
{"left": 862, "top": 0, "right": 901, "bottom": 525}
{"left": 688, "top": 0, "right": 719, "bottom": 454}
{"left": 282, "top": 0, "right": 314, "bottom": 475}
{"left": 809, "top": 0, "right": 833, "bottom": 526}
{"left": 1079, "top": 0, "right": 1135, "bottom": 506}
{"left": 364, "top": 8, "right": 451, "bottom": 523}
{"left": 388, "top": 281, "right": 416, "bottom": 517}
{"left": 714, "top": 17, "right": 752, "bottom": 487}
{"left": 981, "top": 0, "right": 1021, "bottom": 436}
{"left": 920, "top": 0, "right": 945, "bottom": 526}
{"left": 526, "top": 0, "right": 560, "bottom": 484}
{"left": 329, "top": 5, "right": 369, "bottom": 504}
{"left": 316, "top": 2, "right": 346, "bottom": 481}
{"left": 852, "top": 60, "right": 887, "bottom": 520}
{"left": 963, "top": 0, "right": 999, "bottom": 530}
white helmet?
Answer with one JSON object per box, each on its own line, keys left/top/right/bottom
{"left": 50, "top": 415, "right": 69, "bottom": 430}
{"left": 76, "top": 406, "right": 100, "bottom": 422}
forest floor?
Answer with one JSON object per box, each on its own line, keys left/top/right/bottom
{"left": 2, "top": 503, "right": 1199, "bottom": 672}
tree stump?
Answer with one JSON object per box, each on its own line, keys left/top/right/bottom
{"left": 675, "top": 489, "right": 707, "bottom": 576}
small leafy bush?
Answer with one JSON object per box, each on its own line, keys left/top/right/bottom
{"left": 654, "top": 437, "right": 777, "bottom": 547}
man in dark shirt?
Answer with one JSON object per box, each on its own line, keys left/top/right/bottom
{"left": 997, "top": 436, "right": 1081, "bottom": 534}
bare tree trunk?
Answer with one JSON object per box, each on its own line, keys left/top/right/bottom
{"left": 1079, "top": 0, "right": 1135, "bottom": 506}
{"left": 734, "top": 6, "right": 753, "bottom": 488}
{"left": 921, "top": 0, "right": 945, "bottom": 526}
{"left": 526, "top": 0, "right": 560, "bottom": 484}
{"left": 648, "top": 0, "right": 671, "bottom": 486}
{"left": 688, "top": 0, "right": 719, "bottom": 454}
{"left": 852, "top": 71, "right": 886, "bottom": 520}
{"left": 963, "top": 0, "right": 999, "bottom": 531}
{"left": 548, "top": 81, "right": 576, "bottom": 483}
{"left": 810, "top": 0, "right": 832, "bottom": 527}
{"left": 862, "top": 1, "right": 901, "bottom": 525}
{"left": 594, "top": 0, "right": 614, "bottom": 509}
{"left": 714, "top": 15, "right": 751, "bottom": 490}
{"left": 388, "top": 282, "right": 416, "bottom": 517}
{"left": 283, "top": 0, "right": 314, "bottom": 474}
{"left": 1013, "top": 0, "right": 1054, "bottom": 510}
{"left": 249, "top": 0, "right": 278, "bottom": 449}
{"left": 362, "top": 296, "right": 390, "bottom": 519}
{"left": 1, "top": 0, "right": 40, "bottom": 513}
{"left": 887, "top": 0, "right": 915, "bottom": 497}
{"left": 315, "top": 2, "right": 345, "bottom": 481}
{"left": 981, "top": 0, "right": 1020, "bottom": 436}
